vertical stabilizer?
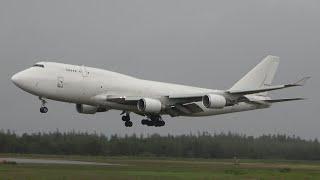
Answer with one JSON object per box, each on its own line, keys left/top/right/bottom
{"left": 229, "top": 55, "right": 280, "bottom": 95}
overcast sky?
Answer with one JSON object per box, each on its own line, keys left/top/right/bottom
{"left": 1, "top": 0, "right": 319, "bottom": 139}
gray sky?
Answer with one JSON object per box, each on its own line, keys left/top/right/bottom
{"left": 1, "top": 0, "right": 319, "bottom": 139}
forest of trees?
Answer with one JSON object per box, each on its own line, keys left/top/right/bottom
{"left": 0, "top": 130, "right": 320, "bottom": 160}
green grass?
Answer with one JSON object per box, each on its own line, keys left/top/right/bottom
{"left": 1, "top": 154, "right": 320, "bottom": 180}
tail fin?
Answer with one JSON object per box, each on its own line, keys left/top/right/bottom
{"left": 229, "top": 55, "right": 280, "bottom": 95}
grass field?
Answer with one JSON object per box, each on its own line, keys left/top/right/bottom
{"left": 0, "top": 154, "right": 320, "bottom": 179}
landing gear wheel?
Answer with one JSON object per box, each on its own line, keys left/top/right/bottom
{"left": 40, "top": 107, "right": 48, "bottom": 113}
{"left": 155, "top": 121, "right": 164, "bottom": 127}
{"left": 141, "top": 119, "right": 148, "bottom": 125}
{"left": 39, "top": 97, "right": 48, "bottom": 114}
{"left": 159, "top": 120, "right": 165, "bottom": 127}
{"left": 125, "top": 121, "right": 133, "bottom": 127}
{"left": 122, "top": 115, "right": 130, "bottom": 122}
{"left": 147, "top": 115, "right": 165, "bottom": 127}
{"left": 146, "top": 120, "right": 154, "bottom": 126}
{"left": 120, "top": 111, "right": 132, "bottom": 127}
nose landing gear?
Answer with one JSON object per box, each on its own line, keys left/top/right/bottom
{"left": 39, "top": 97, "right": 48, "bottom": 113}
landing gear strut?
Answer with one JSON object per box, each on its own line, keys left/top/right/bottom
{"left": 39, "top": 97, "right": 48, "bottom": 113}
{"left": 121, "top": 111, "right": 132, "bottom": 127}
{"left": 141, "top": 115, "right": 165, "bottom": 127}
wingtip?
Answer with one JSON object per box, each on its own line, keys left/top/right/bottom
{"left": 266, "top": 55, "right": 279, "bottom": 58}
{"left": 295, "top": 77, "right": 311, "bottom": 86}
{"left": 265, "top": 55, "right": 280, "bottom": 60}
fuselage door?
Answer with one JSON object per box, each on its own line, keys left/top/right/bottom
{"left": 57, "top": 76, "right": 64, "bottom": 89}
{"left": 55, "top": 76, "right": 65, "bottom": 99}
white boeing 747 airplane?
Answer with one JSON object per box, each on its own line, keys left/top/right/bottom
{"left": 12, "top": 56, "right": 308, "bottom": 127}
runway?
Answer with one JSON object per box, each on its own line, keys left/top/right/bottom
{"left": 0, "top": 157, "right": 120, "bottom": 166}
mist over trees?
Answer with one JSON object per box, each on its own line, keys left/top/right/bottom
{"left": 0, "top": 130, "right": 319, "bottom": 160}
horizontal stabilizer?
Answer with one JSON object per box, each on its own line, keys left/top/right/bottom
{"left": 227, "top": 77, "right": 310, "bottom": 95}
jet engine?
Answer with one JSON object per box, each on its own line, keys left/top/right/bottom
{"left": 76, "top": 104, "right": 108, "bottom": 114}
{"left": 202, "top": 94, "right": 227, "bottom": 109}
{"left": 137, "top": 98, "right": 162, "bottom": 113}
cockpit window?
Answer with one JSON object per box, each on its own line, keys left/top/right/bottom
{"left": 33, "top": 64, "right": 45, "bottom": 68}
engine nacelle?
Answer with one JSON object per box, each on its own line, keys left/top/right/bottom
{"left": 76, "top": 104, "right": 108, "bottom": 114}
{"left": 137, "top": 98, "right": 162, "bottom": 113}
{"left": 202, "top": 94, "right": 227, "bottom": 109}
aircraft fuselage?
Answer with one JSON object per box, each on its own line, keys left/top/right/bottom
{"left": 12, "top": 62, "right": 265, "bottom": 117}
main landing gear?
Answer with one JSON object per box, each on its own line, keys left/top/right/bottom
{"left": 121, "top": 111, "right": 132, "bottom": 127}
{"left": 120, "top": 112, "right": 165, "bottom": 127}
{"left": 141, "top": 115, "right": 165, "bottom": 127}
{"left": 39, "top": 97, "right": 48, "bottom": 113}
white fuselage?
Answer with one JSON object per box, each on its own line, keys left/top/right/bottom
{"left": 11, "top": 62, "right": 268, "bottom": 117}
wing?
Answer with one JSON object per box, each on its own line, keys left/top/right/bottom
{"left": 227, "top": 77, "right": 310, "bottom": 95}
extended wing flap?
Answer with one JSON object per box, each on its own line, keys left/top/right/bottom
{"left": 167, "top": 103, "right": 203, "bottom": 117}
{"left": 183, "top": 103, "right": 204, "bottom": 113}
{"left": 92, "top": 94, "right": 141, "bottom": 106}
{"left": 246, "top": 98, "right": 305, "bottom": 105}
{"left": 107, "top": 95, "right": 140, "bottom": 104}
{"left": 264, "top": 98, "right": 305, "bottom": 103}
{"left": 168, "top": 94, "right": 203, "bottom": 104}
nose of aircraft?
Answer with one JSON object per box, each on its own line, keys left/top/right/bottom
{"left": 11, "top": 69, "right": 40, "bottom": 94}
{"left": 11, "top": 72, "right": 23, "bottom": 86}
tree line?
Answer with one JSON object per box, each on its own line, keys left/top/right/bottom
{"left": 0, "top": 130, "right": 319, "bottom": 160}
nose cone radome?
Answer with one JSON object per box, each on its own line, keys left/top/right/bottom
{"left": 11, "top": 72, "right": 24, "bottom": 87}
{"left": 11, "top": 70, "right": 34, "bottom": 90}
{"left": 11, "top": 69, "right": 40, "bottom": 95}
